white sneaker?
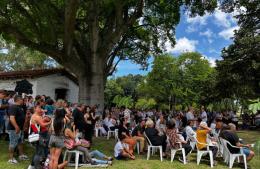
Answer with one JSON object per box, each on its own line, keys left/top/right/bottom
{"left": 19, "top": 154, "right": 29, "bottom": 160}
{"left": 27, "top": 165, "right": 35, "bottom": 169}
{"left": 8, "top": 158, "right": 18, "bottom": 164}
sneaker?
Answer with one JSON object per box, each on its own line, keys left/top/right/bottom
{"left": 107, "top": 157, "right": 113, "bottom": 161}
{"left": 8, "top": 158, "right": 18, "bottom": 164}
{"left": 213, "top": 160, "right": 218, "bottom": 166}
{"left": 27, "top": 165, "right": 35, "bottom": 169}
{"left": 107, "top": 161, "right": 112, "bottom": 165}
{"left": 19, "top": 154, "right": 29, "bottom": 161}
{"left": 178, "top": 157, "right": 184, "bottom": 163}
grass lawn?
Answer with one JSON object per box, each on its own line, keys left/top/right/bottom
{"left": 0, "top": 130, "right": 260, "bottom": 169}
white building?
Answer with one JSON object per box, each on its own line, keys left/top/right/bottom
{"left": 0, "top": 68, "right": 79, "bottom": 103}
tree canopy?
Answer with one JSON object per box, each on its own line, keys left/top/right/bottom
{"left": 0, "top": 0, "right": 218, "bottom": 107}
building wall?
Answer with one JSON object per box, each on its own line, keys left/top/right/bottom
{"left": 0, "top": 74, "right": 79, "bottom": 103}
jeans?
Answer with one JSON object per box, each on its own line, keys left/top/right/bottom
{"left": 89, "top": 150, "right": 106, "bottom": 159}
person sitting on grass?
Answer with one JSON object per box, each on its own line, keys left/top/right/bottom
{"left": 114, "top": 135, "right": 135, "bottom": 160}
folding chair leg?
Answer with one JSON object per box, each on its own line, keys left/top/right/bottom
{"left": 63, "top": 150, "right": 67, "bottom": 162}
{"left": 147, "top": 147, "right": 151, "bottom": 160}
{"left": 160, "top": 147, "right": 163, "bottom": 162}
{"left": 243, "top": 155, "right": 247, "bottom": 169}
{"left": 197, "top": 152, "right": 203, "bottom": 165}
{"left": 171, "top": 149, "right": 176, "bottom": 162}
{"left": 229, "top": 156, "right": 235, "bottom": 168}
{"left": 75, "top": 152, "right": 80, "bottom": 169}
{"left": 209, "top": 151, "right": 213, "bottom": 168}
{"left": 182, "top": 148, "right": 187, "bottom": 164}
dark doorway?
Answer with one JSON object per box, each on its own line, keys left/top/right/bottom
{"left": 55, "top": 88, "right": 67, "bottom": 100}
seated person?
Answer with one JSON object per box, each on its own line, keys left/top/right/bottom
{"left": 64, "top": 124, "right": 112, "bottom": 165}
{"left": 156, "top": 115, "right": 167, "bottom": 135}
{"left": 114, "top": 135, "right": 135, "bottom": 160}
{"left": 103, "top": 113, "right": 116, "bottom": 131}
{"left": 144, "top": 119, "right": 167, "bottom": 157}
{"left": 131, "top": 119, "right": 146, "bottom": 153}
{"left": 166, "top": 120, "right": 192, "bottom": 161}
{"left": 221, "top": 123, "right": 255, "bottom": 163}
{"left": 196, "top": 122, "right": 218, "bottom": 166}
{"left": 118, "top": 118, "right": 136, "bottom": 154}
{"left": 184, "top": 120, "right": 196, "bottom": 141}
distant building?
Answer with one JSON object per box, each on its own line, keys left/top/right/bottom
{"left": 0, "top": 68, "right": 79, "bottom": 103}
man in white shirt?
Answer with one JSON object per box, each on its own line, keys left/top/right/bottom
{"left": 200, "top": 106, "right": 207, "bottom": 123}
{"left": 186, "top": 107, "right": 195, "bottom": 121}
{"left": 185, "top": 120, "right": 196, "bottom": 141}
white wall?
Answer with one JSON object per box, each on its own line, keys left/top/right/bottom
{"left": 0, "top": 74, "right": 79, "bottom": 103}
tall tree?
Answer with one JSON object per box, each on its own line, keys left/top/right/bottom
{"left": 216, "top": 0, "right": 260, "bottom": 99}
{"left": 0, "top": 0, "right": 217, "bottom": 108}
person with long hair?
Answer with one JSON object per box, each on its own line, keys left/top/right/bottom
{"left": 49, "top": 108, "right": 68, "bottom": 169}
{"left": 28, "top": 103, "right": 51, "bottom": 169}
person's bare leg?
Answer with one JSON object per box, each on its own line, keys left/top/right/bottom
{"left": 18, "top": 143, "right": 24, "bottom": 155}
{"left": 58, "top": 160, "right": 68, "bottom": 169}
{"left": 49, "top": 148, "right": 55, "bottom": 169}
{"left": 53, "top": 148, "right": 62, "bottom": 169}
{"left": 247, "top": 151, "right": 255, "bottom": 161}
{"left": 9, "top": 147, "right": 14, "bottom": 160}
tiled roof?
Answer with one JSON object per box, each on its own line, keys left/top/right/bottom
{"left": 0, "top": 68, "right": 78, "bottom": 84}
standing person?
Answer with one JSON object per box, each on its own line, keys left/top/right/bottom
{"left": 200, "top": 106, "right": 207, "bottom": 123}
{"left": 7, "top": 95, "right": 28, "bottom": 164}
{"left": 44, "top": 99, "right": 55, "bottom": 117}
{"left": 84, "top": 107, "right": 98, "bottom": 143}
{"left": 73, "top": 104, "right": 86, "bottom": 138}
{"left": 0, "top": 90, "right": 8, "bottom": 139}
{"left": 28, "top": 104, "right": 51, "bottom": 169}
{"left": 186, "top": 107, "right": 195, "bottom": 121}
{"left": 49, "top": 108, "right": 68, "bottom": 169}
{"left": 230, "top": 111, "right": 239, "bottom": 129}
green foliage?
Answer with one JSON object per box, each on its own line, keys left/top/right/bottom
{"left": 248, "top": 99, "right": 260, "bottom": 114}
{"left": 135, "top": 98, "right": 156, "bottom": 110}
{"left": 104, "top": 79, "right": 124, "bottom": 107}
{"left": 138, "top": 52, "right": 216, "bottom": 110}
{"left": 216, "top": 0, "right": 260, "bottom": 100}
{"left": 0, "top": 37, "right": 57, "bottom": 71}
{"left": 112, "top": 95, "right": 134, "bottom": 108}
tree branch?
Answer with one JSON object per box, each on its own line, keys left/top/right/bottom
{"left": 64, "top": 0, "right": 79, "bottom": 56}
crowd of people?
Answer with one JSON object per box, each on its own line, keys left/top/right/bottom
{"left": 0, "top": 89, "right": 257, "bottom": 169}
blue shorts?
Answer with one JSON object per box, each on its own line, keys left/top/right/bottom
{"left": 243, "top": 148, "right": 250, "bottom": 157}
{"left": 9, "top": 130, "right": 24, "bottom": 149}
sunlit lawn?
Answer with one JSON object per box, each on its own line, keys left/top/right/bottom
{"left": 0, "top": 130, "right": 259, "bottom": 169}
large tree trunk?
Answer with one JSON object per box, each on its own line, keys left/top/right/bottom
{"left": 78, "top": 73, "right": 105, "bottom": 111}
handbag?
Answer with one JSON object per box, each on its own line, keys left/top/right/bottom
{"left": 64, "top": 138, "right": 76, "bottom": 149}
{"left": 28, "top": 120, "right": 40, "bottom": 143}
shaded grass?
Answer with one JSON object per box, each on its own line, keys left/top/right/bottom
{"left": 0, "top": 130, "right": 259, "bottom": 169}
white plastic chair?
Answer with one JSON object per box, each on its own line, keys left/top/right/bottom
{"left": 135, "top": 140, "right": 140, "bottom": 154}
{"left": 221, "top": 138, "right": 247, "bottom": 169}
{"left": 195, "top": 138, "right": 214, "bottom": 168}
{"left": 107, "top": 128, "right": 118, "bottom": 140}
{"left": 170, "top": 142, "right": 187, "bottom": 164}
{"left": 144, "top": 132, "right": 163, "bottom": 162}
{"left": 63, "top": 150, "right": 84, "bottom": 169}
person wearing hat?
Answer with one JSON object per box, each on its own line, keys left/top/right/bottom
{"left": 196, "top": 122, "right": 218, "bottom": 166}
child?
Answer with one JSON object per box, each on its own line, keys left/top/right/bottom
{"left": 114, "top": 135, "right": 135, "bottom": 160}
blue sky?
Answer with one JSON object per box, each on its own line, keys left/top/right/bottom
{"left": 114, "top": 8, "right": 239, "bottom": 77}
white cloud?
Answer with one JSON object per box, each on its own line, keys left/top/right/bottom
{"left": 199, "top": 29, "right": 214, "bottom": 38}
{"left": 202, "top": 55, "right": 217, "bottom": 67}
{"left": 186, "top": 25, "right": 196, "bottom": 33}
{"left": 186, "top": 13, "right": 210, "bottom": 25}
{"left": 218, "top": 26, "right": 239, "bottom": 40}
{"left": 166, "top": 37, "right": 198, "bottom": 53}
{"left": 213, "top": 8, "right": 236, "bottom": 28}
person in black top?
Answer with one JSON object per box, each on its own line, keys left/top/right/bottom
{"left": 118, "top": 118, "right": 136, "bottom": 154}
{"left": 73, "top": 104, "right": 86, "bottom": 133}
{"left": 144, "top": 119, "right": 167, "bottom": 157}
{"left": 8, "top": 95, "right": 28, "bottom": 164}
{"left": 221, "top": 123, "right": 255, "bottom": 162}
{"left": 131, "top": 119, "right": 146, "bottom": 153}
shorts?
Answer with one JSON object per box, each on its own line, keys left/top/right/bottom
{"left": 9, "top": 130, "right": 24, "bottom": 149}
{"left": 48, "top": 135, "right": 64, "bottom": 148}
{"left": 115, "top": 154, "right": 126, "bottom": 160}
{"left": 243, "top": 148, "right": 250, "bottom": 157}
